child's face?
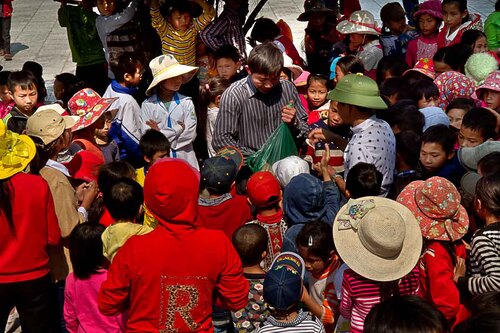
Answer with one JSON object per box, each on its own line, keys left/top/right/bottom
{"left": 417, "top": 95, "right": 437, "bottom": 109}
{"left": 442, "top": 3, "right": 467, "bottom": 31}
{"left": 387, "top": 18, "right": 407, "bottom": 35}
{"left": 95, "top": 114, "right": 112, "bottom": 141}
{"left": 433, "top": 61, "right": 452, "bottom": 77}
{"left": 308, "top": 13, "right": 326, "bottom": 29}
{"left": 169, "top": 10, "right": 191, "bottom": 33}
{"left": 473, "top": 36, "right": 488, "bottom": 53}
{"left": 418, "top": 14, "right": 438, "bottom": 37}
{"left": 160, "top": 76, "right": 183, "bottom": 92}
{"left": 216, "top": 57, "right": 239, "bottom": 80}
{"left": 125, "top": 64, "right": 143, "bottom": 87}
{"left": 307, "top": 80, "right": 328, "bottom": 108}
{"left": 420, "top": 142, "right": 454, "bottom": 172}
{"left": 447, "top": 108, "right": 466, "bottom": 130}
{"left": 334, "top": 65, "right": 345, "bottom": 84}
{"left": 280, "top": 70, "right": 290, "bottom": 81}
{"left": 0, "top": 84, "right": 12, "bottom": 103}
{"left": 328, "top": 100, "right": 343, "bottom": 127}
{"left": 145, "top": 150, "right": 169, "bottom": 165}
{"left": 483, "top": 90, "right": 500, "bottom": 110}
{"left": 11, "top": 85, "right": 37, "bottom": 115}
{"left": 53, "top": 79, "right": 65, "bottom": 100}
{"left": 298, "top": 246, "right": 330, "bottom": 276}
{"left": 458, "top": 126, "right": 484, "bottom": 147}
{"left": 97, "top": 0, "right": 117, "bottom": 16}
{"left": 349, "top": 33, "right": 365, "bottom": 49}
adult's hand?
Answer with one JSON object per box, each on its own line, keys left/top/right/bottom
{"left": 281, "top": 100, "right": 297, "bottom": 124}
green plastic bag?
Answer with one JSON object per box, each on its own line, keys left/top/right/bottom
{"left": 247, "top": 122, "right": 298, "bottom": 172}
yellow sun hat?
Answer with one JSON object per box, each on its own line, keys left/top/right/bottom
{"left": 0, "top": 119, "right": 36, "bottom": 179}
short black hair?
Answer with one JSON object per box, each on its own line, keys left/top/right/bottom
{"left": 111, "top": 53, "right": 142, "bottom": 83}
{"left": 380, "top": 77, "right": 410, "bottom": 101}
{"left": 54, "top": 72, "right": 76, "bottom": 86}
{"left": 307, "top": 74, "right": 330, "bottom": 90}
{"left": 364, "top": 296, "right": 449, "bottom": 333}
{"left": 336, "top": 55, "right": 365, "bottom": 77}
{"left": 454, "top": 312, "right": 500, "bottom": 333}
{"left": 247, "top": 43, "right": 283, "bottom": 77}
{"left": 97, "top": 161, "right": 136, "bottom": 194}
{"left": 478, "top": 152, "right": 500, "bottom": 176}
{"left": 386, "top": 102, "right": 424, "bottom": 135}
{"left": 0, "top": 71, "right": 11, "bottom": 86}
{"left": 69, "top": 223, "right": 106, "bottom": 279}
{"left": 421, "top": 124, "right": 457, "bottom": 154}
{"left": 396, "top": 131, "right": 422, "bottom": 168}
{"left": 446, "top": 97, "right": 475, "bottom": 114}
{"left": 232, "top": 224, "right": 268, "bottom": 266}
{"left": 461, "top": 107, "right": 497, "bottom": 141}
{"left": 214, "top": 44, "right": 241, "bottom": 62}
{"left": 103, "top": 178, "right": 144, "bottom": 221}
{"left": 410, "top": 79, "right": 439, "bottom": 103}
{"left": 376, "top": 55, "right": 409, "bottom": 85}
{"left": 345, "top": 162, "right": 383, "bottom": 198}
{"left": 8, "top": 70, "right": 37, "bottom": 92}
{"left": 248, "top": 18, "right": 280, "bottom": 46}
{"left": 296, "top": 221, "right": 334, "bottom": 262}
{"left": 461, "top": 30, "right": 487, "bottom": 48}
{"left": 139, "top": 129, "right": 171, "bottom": 159}
{"left": 22, "top": 61, "right": 43, "bottom": 78}
{"left": 433, "top": 44, "right": 472, "bottom": 73}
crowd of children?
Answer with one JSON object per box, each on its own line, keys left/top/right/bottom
{"left": 2, "top": 0, "right": 500, "bottom": 332}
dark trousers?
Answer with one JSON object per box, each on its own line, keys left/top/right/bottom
{"left": 76, "top": 62, "right": 109, "bottom": 96}
{"left": 0, "top": 17, "right": 11, "bottom": 53}
{"left": 0, "top": 275, "right": 59, "bottom": 333}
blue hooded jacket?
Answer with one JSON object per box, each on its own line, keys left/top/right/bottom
{"left": 282, "top": 174, "right": 340, "bottom": 253}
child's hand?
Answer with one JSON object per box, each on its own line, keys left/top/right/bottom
{"left": 308, "top": 128, "right": 326, "bottom": 146}
{"left": 281, "top": 100, "right": 297, "bottom": 125}
{"left": 146, "top": 119, "right": 160, "bottom": 131}
{"left": 453, "top": 257, "right": 466, "bottom": 283}
{"left": 178, "top": 121, "right": 185, "bottom": 132}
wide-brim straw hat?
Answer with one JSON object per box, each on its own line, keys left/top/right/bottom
{"left": 0, "top": 120, "right": 36, "bottom": 180}
{"left": 146, "top": 54, "right": 198, "bottom": 96}
{"left": 333, "top": 196, "right": 422, "bottom": 282}
{"left": 328, "top": 73, "right": 387, "bottom": 110}
{"left": 336, "top": 10, "right": 381, "bottom": 36}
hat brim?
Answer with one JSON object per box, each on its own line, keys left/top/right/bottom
{"left": 403, "top": 68, "right": 435, "bottom": 80}
{"left": 461, "top": 172, "right": 481, "bottom": 197}
{"left": 0, "top": 134, "right": 36, "bottom": 180}
{"left": 146, "top": 64, "right": 198, "bottom": 96}
{"left": 63, "top": 116, "right": 78, "bottom": 129}
{"left": 333, "top": 196, "right": 422, "bottom": 282}
{"left": 298, "top": 9, "right": 337, "bottom": 22}
{"left": 216, "top": 146, "right": 244, "bottom": 171}
{"left": 328, "top": 87, "right": 387, "bottom": 109}
{"left": 397, "top": 181, "right": 469, "bottom": 241}
{"left": 336, "top": 20, "right": 381, "bottom": 36}
{"left": 71, "top": 97, "right": 117, "bottom": 132}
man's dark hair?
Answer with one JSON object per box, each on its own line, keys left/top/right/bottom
{"left": 232, "top": 224, "right": 268, "bottom": 266}
{"left": 102, "top": 178, "right": 144, "bottom": 221}
{"left": 296, "top": 221, "right": 335, "bottom": 262}
{"left": 247, "top": 43, "right": 284, "bottom": 77}
{"left": 421, "top": 124, "right": 457, "bottom": 154}
{"left": 111, "top": 53, "right": 142, "bottom": 83}
{"left": 7, "top": 70, "right": 37, "bottom": 92}
{"left": 139, "top": 129, "right": 171, "bottom": 159}
{"left": 214, "top": 44, "right": 241, "bottom": 62}
{"left": 461, "top": 107, "right": 497, "bottom": 141}
{"left": 346, "top": 162, "right": 383, "bottom": 198}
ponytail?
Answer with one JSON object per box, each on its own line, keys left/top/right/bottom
{"left": 196, "top": 77, "right": 231, "bottom": 141}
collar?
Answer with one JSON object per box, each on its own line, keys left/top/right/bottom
{"left": 157, "top": 92, "right": 180, "bottom": 105}
{"left": 198, "top": 193, "right": 233, "bottom": 206}
{"left": 245, "top": 76, "right": 258, "bottom": 97}
{"left": 268, "top": 309, "right": 308, "bottom": 327}
{"left": 351, "top": 115, "right": 376, "bottom": 134}
{"left": 111, "top": 79, "right": 139, "bottom": 95}
{"left": 46, "top": 158, "right": 70, "bottom": 177}
{"left": 256, "top": 210, "right": 284, "bottom": 224}
{"left": 397, "top": 170, "right": 416, "bottom": 177}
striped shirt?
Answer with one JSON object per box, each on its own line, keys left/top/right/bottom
{"left": 340, "top": 266, "right": 420, "bottom": 333}
{"left": 460, "top": 222, "right": 500, "bottom": 294}
{"left": 212, "top": 77, "right": 309, "bottom": 157}
{"left": 150, "top": 0, "right": 215, "bottom": 66}
{"left": 256, "top": 309, "right": 325, "bottom": 333}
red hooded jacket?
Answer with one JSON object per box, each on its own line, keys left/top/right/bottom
{"left": 98, "top": 159, "right": 249, "bottom": 333}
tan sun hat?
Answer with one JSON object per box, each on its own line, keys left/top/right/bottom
{"left": 36, "top": 103, "right": 80, "bottom": 124}
{"left": 146, "top": 54, "right": 198, "bottom": 96}
{"left": 26, "top": 109, "right": 77, "bottom": 146}
{"left": 333, "top": 196, "right": 422, "bottom": 282}
{"left": 336, "top": 10, "right": 381, "bottom": 36}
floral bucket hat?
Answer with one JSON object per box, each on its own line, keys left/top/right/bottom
{"left": 434, "top": 71, "right": 476, "bottom": 110}
{"left": 397, "top": 177, "right": 469, "bottom": 242}
{"left": 476, "top": 70, "right": 500, "bottom": 100}
{"left": 403, "top": 58, "right": 435, "bottom": 80}
{"left": 336, "top": 10, "right": 381, "bottom": 36}
{"left": 0, "top": 119, "right": 36, "bottom": 179}
{"left": 67, "top": 89, "right": 117, "bottom": 132}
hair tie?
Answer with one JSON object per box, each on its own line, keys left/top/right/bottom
{"left": 205, "top": 83, "right": 210, "bottom": 90}
{"left": 308, "top": 235, "right": 313, "bottom": 247}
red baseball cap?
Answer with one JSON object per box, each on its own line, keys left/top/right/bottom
{"left": 64, "top": 150, "right": 105, "bottom": 182}
{"left": 247, "top": 171, "right": 281, "bottom": 208}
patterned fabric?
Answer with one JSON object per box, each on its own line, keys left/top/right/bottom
{"left": 476, "top": 70, "right": 500, "bottom": 99}
{"left": 434, "top": 71, "right": 476, "bottom": 110}
{"left": 397, "top": 177, "right": 469, "bottom": 241}
{"left": 68, "top": 89, "right": 117, "bottom": 131}
{"left": 231, "top": 273, "right": 269, "bottom": 333}
{"left": 256, "top": 309, "right": 325, "bottom": 333}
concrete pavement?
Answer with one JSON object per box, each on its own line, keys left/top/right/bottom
{"left": 0, "top": 0, "right": 497, "bottom": 98}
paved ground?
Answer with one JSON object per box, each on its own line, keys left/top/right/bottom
{"left": 0, "top": 0, "right": 496, "bottom": 99}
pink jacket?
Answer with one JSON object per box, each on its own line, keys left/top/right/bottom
{"left": 64, "top": 270, "right": 127, "bottom": 333}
